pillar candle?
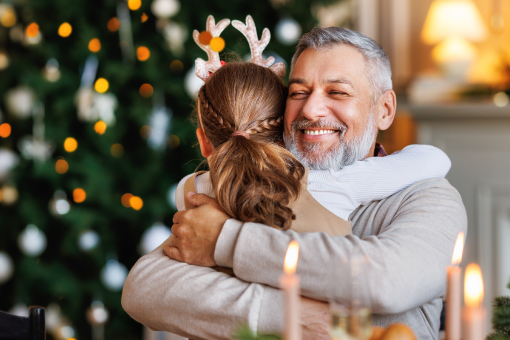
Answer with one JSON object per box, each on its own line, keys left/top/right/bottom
{"left": 279, "top": 240, "right": 301, "bottom": 340}
{"left": 462, "top": 263, "right": 485, "bottom": 340}
{"left": 446, "top": 232, "right": 464, "bottom": 340}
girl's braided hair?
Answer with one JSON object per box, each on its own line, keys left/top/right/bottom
{"left": 196, "top": 62, "right": 304, "bottom": 230}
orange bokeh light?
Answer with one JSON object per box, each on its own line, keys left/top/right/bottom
{"left": 111, "top": 143, "right": 124, "bottom": 158}
{"left": 94, "top": 121, "right": 107, "bottom": 135}
{"left": 26, "top": 23, "right": 39, "bottom": 38}
{"left": 73, "top": 188, "right": 87, "bottom": 203}
{"left": 94, "top": 78, "right": 109, "bottom": 93}
{"left": 64, "top": 137, "right": 78, "bottom": 152}
{"left": 130, "top": 196, "right": 143, "bottom": 210}
{"left": 141, "top": 13, "right": 148, "bottom": 23}
{"left": 0, "top": 123, "right": 11, "bottom": 138}
{"left": 210, "top": 37, "right": 225, "bottom": 52}
{"left": 128, "top": 0, "right": 142, "bottom": 11}
{"left": 88, "top": 38, "right": 101, "bottom": 52}
{"left": 121, "top": 193, "right": 133, "bottom": 207}
{"left": 139, "top": 83, "right": 153, "bottom": 98}
{"left": 137, "top": 46, "right": 150, "bottom": 61}
{"left": 107, "top": 17, "right": 121, "bottom": 32}
{"left": 55, "top": 159, "right": 69, "bottom": 174}
{"left": 58, "top": 22, "right": 72, "bottom": 37}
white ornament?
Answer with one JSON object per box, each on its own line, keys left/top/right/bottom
{"left": 167, "top": 183, "right": 178, "bottom": 209}
{"left": 151, "top": 0, "right": 180, "bottom": 18}
{"left": 45, "top": 303, "right": 62, "bottom": 332}
{"left": 162, "top": 22, "right": 187, "bottom": 57}
{"left": 0, "top": 148, "right": 19, "bottom": 181}
{"left": 275, "top": 18, "right": 302, "bottom": 45}
{"left": 1, "top": 185, "right": 18, "bottom": 205}
{"left": 18, "top": 136, "right": 53, "bottom": 163}
{"left": 79, "top": 230, "right": 100, "bottom": 251}
{"left": 140, "top": 222, "right": 172, "bottom": 255}
{"left": 0, "top": 251, "right": 14, "bottom": 284}
{"left": 5, "top": 86, "right": 35, "bottom": 118}
{"left": 100, "top": 259, "right": 128, "bottom": 291}
{"left": 86, "top": 301, "right": 109, "bottom": 326}
{"left": 59, "top": 325, "right": 75, "bottom": 339}
{"left": 184, "top": 67, "right": 204, "bottom": 98}
{"left": 75, "top": 88, "right": 118, "bottom": 125}
{"left": 18, "top": 224, "right": 47, "bottom": 257}
{"left": 43, "top": 58, "right": 60, "bottom": 82}
{"left": 147, "top": 107, "right": 171, "bottom": 151}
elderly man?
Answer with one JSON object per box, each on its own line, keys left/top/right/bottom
{"left": 122, "top": 27, "right": 467, "bottom": 340}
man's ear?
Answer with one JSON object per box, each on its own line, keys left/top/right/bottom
{"left": 196, "top": 128, "right": 214, "bottom": 158}
{"left": 376, "top": 89, "right": 397, "bottom": 131}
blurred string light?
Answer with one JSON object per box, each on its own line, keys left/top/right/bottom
{"left": 148, "top": 92, "right": 172, "bottom": 150}
{"left": 73, "top": 188, "right": 86, "bottom": 203}
{"left": 18, "top": 224, "right": 47, "bottom": 257}
{"left": 136, "top": 46, "right": 150, "bottom": 61}
{"left": 140, "top": 125, "right": 151, "bottom": 139}
{"left": 117, "top": 1, "right": 135, "bottom": 64}
{"left": 493, "top": 91, "right": 509, "bottom": 107}
{"left": 43, "top": 58, "right": 60, "bottom": 82}
{"left": 184, "top": 66, "right": 204, "bottom": 98}
{"left": 121, "top": 193, "right": 133, "bottom": 207}
{"left": 107, "top": 17, "right": 121, "bottom": 32}
{"left": 55, "top": 159, "right": 69, "bottom": 174}
{"left": 17, "top": 102, "right": 54, "bottom": 163}
{"left": 86, "top": 301, "right": 109, "bottom": 327}
{"left": 275, "top": 17, "right": 302, "bottom": 45}
{"left": 94, "top": 121, "right": 107, "bottom": 135}
{"left": 130, "top": 196, "right": 143, "bottom": 210}
{"left": 0, "top": 52, "right": 10, "bottom": 70}
{"left": 88, "top": 38, "right": 101, "bottom": 52}
{"left": 100, "top": 259, "right": 128, "bottom": 291}
{"left": 168, "top": 134, "right": 180, "bottom": 149}
{"left": 128, "top": 0, "right": 142, "bottom": 11}
{"left": 0, "top": 123, "right": 11, "bottom": 138}
{"left": 5, "top": 86, "right": 35, "bottom": 118}
{"left": 0, "top": 148, "right": 19, "bottom": 181}
{"left": 110, "top": 143, "right": 124, "bottom": 158}
{"left": 0, "top": 4, "right": 17, "bottom": 27}
{"left": 169, "top": 60, "right": 183, "bottom": 72}
{"left": 162, "top": 22, "right": 187, "bottom": 57}
{"left": 57, "top": 22, "right": 72, "bottom": 37}
{"left": 0, "top": 251, "right": 14, "bottom": 284}
{"left": 79, "top": 230, "right": 99, "bottom": 251}
{"left": 49, "top": 190, "right": 71, "bottom": 216}
{"left": 59, "top": 325, "right": 75, "bottom": 340}
{"left": 94, "top": 78, "right": 109, "bottom": 93}
{"left": 0, "top": 185, "right": 18, "bottom": 205}
{"left": 25, "top": 22, "right": 39, "bottom": 38}
{"left": 140, "top": 222, "right": 171, "bottom": 254}
{"left": 139, "top": 83, "right": 153, "bottom": 98}
{"left": 64, "top": 137, "right": 78, "bottom": 152}
{"left": 141, "top": 13, "right": 148, "bottom": 23}
{"left": 151, "top": 0, "right": 180, "bottom": 19}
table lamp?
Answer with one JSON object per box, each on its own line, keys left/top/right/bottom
{"left": 421, "top": 0, "right": 488, "bottom": 79}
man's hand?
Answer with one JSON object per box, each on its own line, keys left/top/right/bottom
{"left": 164, "top": 192, "right": 230, "bottom": 267}
{"left": 300, "top": 297, "right": 331, "bottom": 340}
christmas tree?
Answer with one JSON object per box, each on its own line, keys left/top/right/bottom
{"left": 488, "top": 280, "right": 510, "bottom": 340}
{"left": 0, "top": 0, "right": 344, "bottom": 339}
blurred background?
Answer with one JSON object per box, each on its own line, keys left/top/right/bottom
{"left": 0, "top": 0, "right": 509, "bottom": 339}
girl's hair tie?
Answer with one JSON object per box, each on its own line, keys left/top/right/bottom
{"left": 232, "top": 131, "right": 250, "bottom": 139}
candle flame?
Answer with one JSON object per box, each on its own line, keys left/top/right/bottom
{"left": 451, "top": 232, "right": 464, "bottom": 265}
{"left": 284, "top": 240, "right": 299, "bottom": 274}
{"left": 464, "top": 263, "right": 484, "bottom": 308}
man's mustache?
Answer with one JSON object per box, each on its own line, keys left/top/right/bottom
{"left": 290, "top": 117, "right": 347, "bottom": 135}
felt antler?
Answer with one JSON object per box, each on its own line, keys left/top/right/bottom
{"left": 193, "top": 15, "right": 231, "bottom": 81}
{"left": 232, "top": 15, "right": 286, "bottom": 78}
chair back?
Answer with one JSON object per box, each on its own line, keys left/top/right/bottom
{"left": 0, "top": 306, "right": 45, "bottom": 340}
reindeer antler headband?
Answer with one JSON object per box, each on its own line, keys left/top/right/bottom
{"left": 194, "top": 15, "right": 286, "bottom": 81}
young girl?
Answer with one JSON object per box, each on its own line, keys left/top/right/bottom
{"left": 175, "top": 16, "right": 450, "bottom": 236}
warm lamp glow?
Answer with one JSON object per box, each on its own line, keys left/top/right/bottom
{"left": 451, "top": 232, "right": 464, "bottom": 265}
{"left": 284, "top": 241, "right": 299, "bottom": 274}
{"left": 421, "top": 0, "right": 488, "bottom": 45}
{"left": 432, "top": 37, "right": 476, "bottom": 63}
{"left": 464, "top": 263, "right": 484, "bottom": 308}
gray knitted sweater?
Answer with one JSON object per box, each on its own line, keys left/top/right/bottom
{"left": 122, "top": 178, "right": 467, "bottom": 340}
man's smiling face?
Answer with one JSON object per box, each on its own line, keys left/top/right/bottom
{"left": 284, "top": 44, "right": 379, "bottom": 170}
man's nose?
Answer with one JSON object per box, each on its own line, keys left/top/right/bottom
{"left": 301, "top": 90, "right": 329, "bottom": 121}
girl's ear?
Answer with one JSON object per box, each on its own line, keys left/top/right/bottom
{"left": 196, "top": 128, "right": 214, "bottom": 158}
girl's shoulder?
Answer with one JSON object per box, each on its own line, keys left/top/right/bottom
{"left": 175, "top": 172, "right": 212, "bottom": 211}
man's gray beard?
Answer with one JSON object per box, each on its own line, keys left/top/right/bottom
{"left": 284, "top": 114, "right": 378, "bottom": 171}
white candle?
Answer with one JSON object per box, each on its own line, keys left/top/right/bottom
{"left": 462, "top": 263, "right": 486, "bottom": 340}
{"left": 279, "top": 240, "right": 301, "bottom": 340}
{"left": 446, "top": 232, "right": 464, "bottom": 340}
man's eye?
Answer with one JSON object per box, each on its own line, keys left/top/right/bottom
{"left": 290, "top": 92, "right": 307, "bottom": 98}
{"left": 330, "top": 91, "right": 347, "bottom": 95}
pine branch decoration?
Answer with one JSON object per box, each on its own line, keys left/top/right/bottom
{"left": 489, "top": 279, "right": 510, "bottom": 340}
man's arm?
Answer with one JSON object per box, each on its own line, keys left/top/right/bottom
{"left": 122, "top": 237, "right": 331, "bottom": 340}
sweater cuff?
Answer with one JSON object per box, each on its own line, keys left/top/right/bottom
{"left": 214, "top": 218, "right": 243, "bottom": 268}
{"left": 257, "top": 287, "right": 284, "bottom": 334}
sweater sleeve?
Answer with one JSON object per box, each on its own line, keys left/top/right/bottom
{"left": 175, "top": 173, "right": 194, "bottom": 212}
{"left": 122, "top": 235, "right": 285, "bottom": 339}
{"left": 332, "top": 144, "right": 451, "bottom": 206}
{"left": 217, "top": 178, "right": 467, "bottom": 315}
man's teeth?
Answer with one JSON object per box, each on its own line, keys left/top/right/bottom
{"left": 303, "top": 130, "right": 335, "bottom": 135}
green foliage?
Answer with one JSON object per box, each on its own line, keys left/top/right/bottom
{"left": 233, "top": 325, "right": 282, "bottom": 340}
{"left": 0, "top": 0, "right": 339, "bottom": 339}
{"left": 491, "top": 279, "right": 510, "bottom": 339}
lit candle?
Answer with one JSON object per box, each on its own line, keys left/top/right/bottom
{"left": 462, "top": 263, "right": 486, "bottom": 340}
{"left": 279, "top": 240, "right": 301, "bottom": 340}
{"left": 446, "top": 232, "right": 464, "bottom": 340}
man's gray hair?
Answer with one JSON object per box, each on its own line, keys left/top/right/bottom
{"left": 291, "top": 27, "right": 392, "bottom": 101}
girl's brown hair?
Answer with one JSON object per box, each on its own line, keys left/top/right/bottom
{"left": 197, "top": 62, "right": 305, "bottom": 230}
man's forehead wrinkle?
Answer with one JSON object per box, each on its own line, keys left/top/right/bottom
{"left": 288, "top": 78, "right": 309, "bottom": 86}
{"left": 324, "top": 78, "right": 355, "bottom": 87}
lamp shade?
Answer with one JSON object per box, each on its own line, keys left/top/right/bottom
{"left": 421, "top": 0, "right": 488, "bottom": 45}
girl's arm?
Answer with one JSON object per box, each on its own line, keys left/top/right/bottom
{"left": 331, "top": 144, "right": 451, "bottom": 206}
